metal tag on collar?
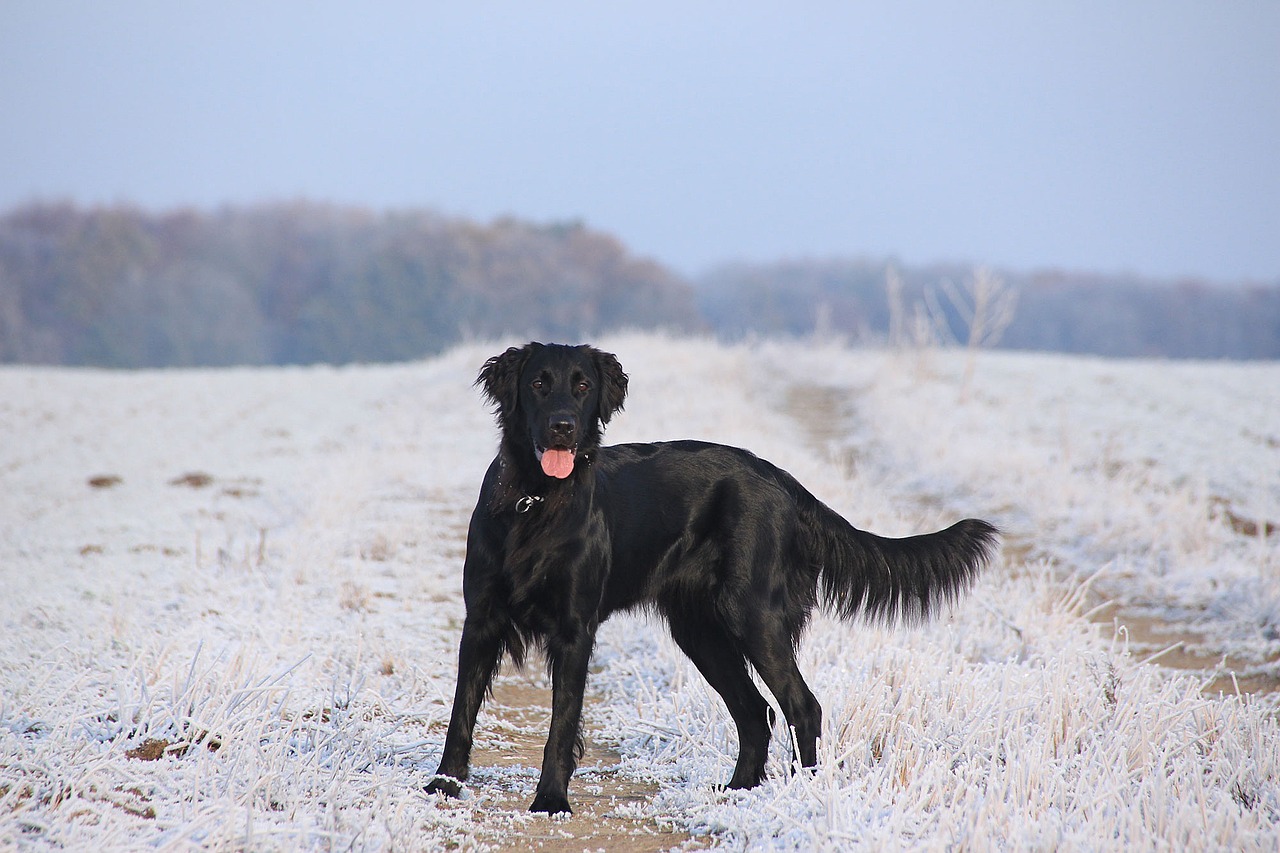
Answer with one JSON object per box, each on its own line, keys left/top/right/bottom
{"left": 515, "top": 495, "right": 544, "bottom": 514}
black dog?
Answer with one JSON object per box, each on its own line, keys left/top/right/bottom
{"left": 426, "top": 342, "right": 998, "bottom": 814}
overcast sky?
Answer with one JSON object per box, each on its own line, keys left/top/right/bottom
{"left": 3, "top": 2, "right": 1277, "bottom": 281}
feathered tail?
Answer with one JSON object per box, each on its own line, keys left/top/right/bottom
{"left": 803, "top": 501, "right": 1000, "bottom": 625}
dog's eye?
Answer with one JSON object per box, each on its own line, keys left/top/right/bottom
{"left": 576, "top": 381, "right": 590, "bottom": 393}
{"left": 531, "top": 379, "right": 544, "bottom": 391}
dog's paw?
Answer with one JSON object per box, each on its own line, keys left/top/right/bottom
{"left": 529, "top": 790, "right": 572, "bottom": 815}
{"left": 424, "top": 775, "right": 463, "bottom": 798}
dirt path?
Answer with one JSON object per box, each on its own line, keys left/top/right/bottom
{"left": 441, "top": 671, "right": 702, "bottom": 852}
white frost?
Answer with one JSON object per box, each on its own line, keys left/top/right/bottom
{"left": 1, "top": 336, "right": 1277, "bottom": 849}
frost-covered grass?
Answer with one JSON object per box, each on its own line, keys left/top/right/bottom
{"left": 1, "top": 335, "right": 1277, "bottom": 849}
{"left": 784, "top": 344, "right": 1280, "bottom": 668}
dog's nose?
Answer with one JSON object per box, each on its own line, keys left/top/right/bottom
{"left": 549, "top": 415, "right": 576, "bottom": 442}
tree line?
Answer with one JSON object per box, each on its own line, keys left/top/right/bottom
{"left": 697, "top": 259, "right": 1280, "bottom": 360}
{"left": 0, "top": 202, "right": 699, "bottom": 367}
{"left": 1, "top": 202, "right": 1276, "bottom": 367}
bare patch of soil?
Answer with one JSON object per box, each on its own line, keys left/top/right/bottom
{"left": 1210, "top": 496, "right": 1277, "bottom": 539}
{"left": 169, "top": 471, "right": 214, "bottom": 488}
{"left": 1090, "top": 603, "right": 1280, "bottom": 696}
{"left": 124, "top": 732, "right": 222, "bottom": 761}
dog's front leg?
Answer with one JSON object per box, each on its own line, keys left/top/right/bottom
{"left": 529, "top": 626, "right": 596, "bottom": 814}
{"left": 426, "top": 617, "right": 503, "bottom": 797}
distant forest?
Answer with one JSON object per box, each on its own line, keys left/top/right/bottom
{"left": 698, "top": 260, "right": 1280, "bottom": 360}
{"left": 0, "top": 202, "right": 697, "bottom": 367}
{"left": 1, "top": 202, "right": 1276, "bottom": 367}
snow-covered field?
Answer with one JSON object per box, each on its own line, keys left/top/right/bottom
{"left": 2, "top": 334, "right": 1278, "bottom": 850}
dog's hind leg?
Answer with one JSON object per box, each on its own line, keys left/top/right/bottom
{"left": 742, "top": 630, "right": 823, "bottom": 772}
{"left": 668, "top": 615, "right": 774, "bottom": 789}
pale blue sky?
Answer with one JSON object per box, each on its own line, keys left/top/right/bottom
{"left": 3, "top": 2, "right": 1277, "bottom": 281}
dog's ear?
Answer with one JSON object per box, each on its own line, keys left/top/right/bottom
{"left": 591, "top": 348, "right": 628, "bottom": 425}
{"left": 477, "top": 344, "right": 533, "bottom": 419}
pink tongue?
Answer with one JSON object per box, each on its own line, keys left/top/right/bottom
{"left": 540, "top": 449, "right": 575, "bottom": 479}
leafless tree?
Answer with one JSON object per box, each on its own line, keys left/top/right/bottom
{"left": 939, "top": 267, "right": 1018, "bottom": 399}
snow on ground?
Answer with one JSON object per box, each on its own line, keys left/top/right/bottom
{"left": 1, "top": 334, "right": 1277, "bottom": 849}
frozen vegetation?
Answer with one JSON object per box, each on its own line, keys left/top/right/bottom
{"left": 1, "top": 334, "right": 1277, "bottom": 849}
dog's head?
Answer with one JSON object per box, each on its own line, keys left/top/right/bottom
{"left": 478, "top": 343, "right": 628, "bottom": 480}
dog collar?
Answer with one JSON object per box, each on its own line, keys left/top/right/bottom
{"left": 515, "top": 495, "right": 544, "bottom": 513}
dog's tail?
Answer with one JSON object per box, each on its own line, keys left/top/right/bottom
{"left": 804, "top": 500, "right": 999, "bottom": 625}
